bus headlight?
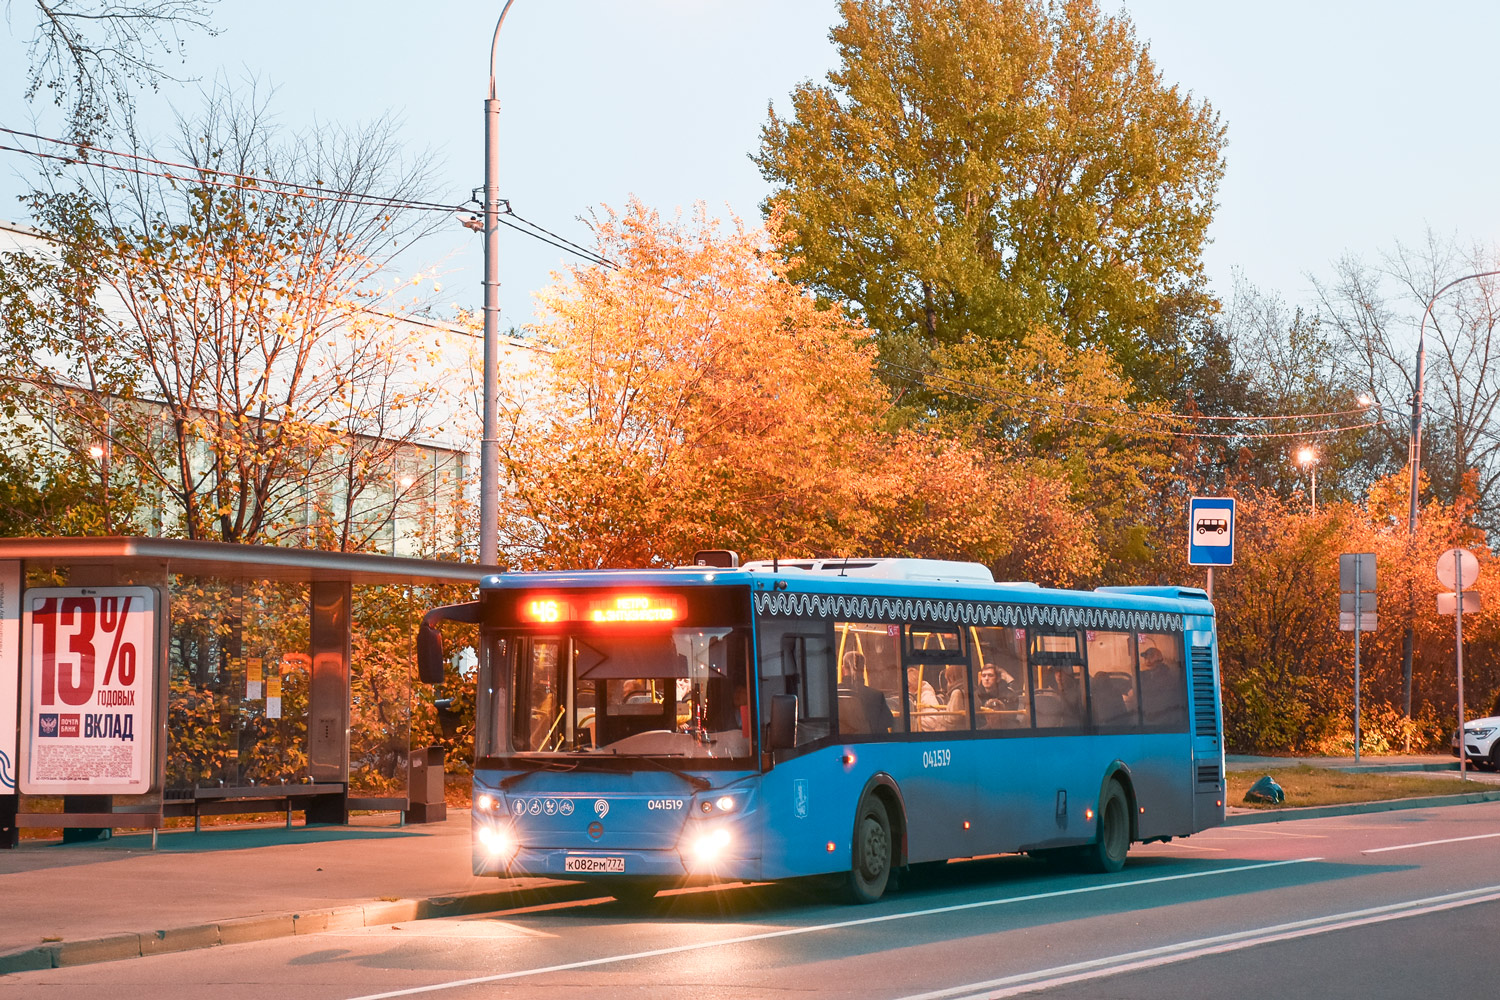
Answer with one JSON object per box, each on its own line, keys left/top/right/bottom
{"left": 697, "top": 793, "right": 745, "bottom": 815}
{"left": 477, "top": 823, "right": 519, "bottom": 862}
{"left": 685, "top": 827, "right": 732, "bottom": 865}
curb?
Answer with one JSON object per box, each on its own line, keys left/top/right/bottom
{"left": 0, "top": 883, "right": 564, "bottom": 975}
{"left": 1225, "top": 787, "right": 1500, "bottom": 825}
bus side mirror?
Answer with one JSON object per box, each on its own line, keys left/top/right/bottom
{"left": 768, "top": 694, "right": 797, "bottom": 750}
{"left": 415, "top": 602, "right": 481, "bottom": 686}
{"left": 417, "top": 619, "right": 446, "bottom": 685}
{"left": 434, "top": 697, "right": 462, "bottom": 739}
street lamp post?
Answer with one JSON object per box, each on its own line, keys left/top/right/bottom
{"left": 89, "top": 442, "right": 112, "bottom": 534}
{"left": 479, "top": 0, "right": 518, "bottom": 568}
{"left": 1296, "top": 445, "right": 1318, "bottom": 515}
{"left": 1402, "top": 268, "right": 1500, "bottom": 716}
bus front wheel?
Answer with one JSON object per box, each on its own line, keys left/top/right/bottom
{"left": 1078, "top": 782, "right": 1131, "bottom": 874}
{"left": 846, "top": 795, "right": 893, "bottom": 904}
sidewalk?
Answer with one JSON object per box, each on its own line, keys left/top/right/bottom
{"left": 1225, "top": 753, "right": 1462, "bottom": 772}
{"left": 0, "top": 811, "right": 570, "bottom": 973}
{"left": 5, "top": 757, "right": 1499, "bottom": 975}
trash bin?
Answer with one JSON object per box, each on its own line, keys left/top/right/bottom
{"left": 407, "top": 746, "right": 447, "bottom": 823}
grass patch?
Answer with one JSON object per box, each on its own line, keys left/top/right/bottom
{"left": 1228, "top": 765, "right": 1474, "bottom": 809}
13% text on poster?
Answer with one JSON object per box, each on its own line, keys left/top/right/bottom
{"left": 18, "top": 587, "right": 161, "bottom": 796}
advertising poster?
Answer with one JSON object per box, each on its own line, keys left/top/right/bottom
{"left": 19, "top": 587, "right": 158, "bottom": 795}
{"left": 0, "top": 561, "right": 19, "bottom": 796}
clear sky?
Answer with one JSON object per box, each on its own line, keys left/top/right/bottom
{"left": 4, "top": 0, "right": 1500, "bottom": 334}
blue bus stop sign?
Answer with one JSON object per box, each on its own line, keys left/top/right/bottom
{"left": 1189, "top": 497, "right": 1235, "bottom": 566}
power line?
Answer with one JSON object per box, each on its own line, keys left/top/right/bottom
{"left": 0, "top": 126, "right": 466, "bottom": 214}
{"left": 0, "top": 129, "right": 633, "bottom": 276}
{"left": 881, "top": 358, "right": 1378, "bottom": 426}
{"left": 505, "top": 208, "right": 618, "bottom": 270}
{"left": 879, "top": 361, "right": 1387, "bottom": 441}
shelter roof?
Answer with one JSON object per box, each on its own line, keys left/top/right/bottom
{"left": 0, "top": 536, "right": 494, "bottom": 586}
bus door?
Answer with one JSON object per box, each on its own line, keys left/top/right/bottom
{"left": 901, "top": 625, "right": 974, "bottom": 863}
{"left": 1021, "top": 628, "right": 1091, "bottom": 848}
{"left": 1184, "top": 618, "right": 1225, "bottom": 829}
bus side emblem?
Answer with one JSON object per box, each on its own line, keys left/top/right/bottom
{"left": 588, "top": 821, "right": 604, "bottom": 840}
{"left": 793, "top": 779, "right": 809, "bottom": 819}
{"left": 594, "top": 798, "right": 610, "bottom": 818}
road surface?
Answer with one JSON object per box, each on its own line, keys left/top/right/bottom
{"left": 8, "top": 801, "right": 1498, "bottom": 998}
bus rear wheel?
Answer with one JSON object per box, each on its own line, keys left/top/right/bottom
{"left": 1078, "top": 782, "right": 1130, "bottom": 874}
{"left": 846, "top": 795, "right": 893, "bottom": 904}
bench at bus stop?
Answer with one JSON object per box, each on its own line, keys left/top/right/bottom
{"left": 162, "top": 783, "right": 367, "bottom": 830}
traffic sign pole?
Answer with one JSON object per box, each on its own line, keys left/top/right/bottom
{"left": 1436, "top": 548, "right": 1478, "bottom": 780}
{"left": 1353, "top": 557, "right": 1361, "bottom": 763}
{"left": 1456, "top": 550, "right": 1467, "bottom": 781}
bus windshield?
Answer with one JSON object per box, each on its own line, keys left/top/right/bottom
{"left": 501, "top": 626, "right": 753, "bottom": 760}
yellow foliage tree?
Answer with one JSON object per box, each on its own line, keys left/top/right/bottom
{"left": 497, "top": 201, "right": 1101, "bottom": 582}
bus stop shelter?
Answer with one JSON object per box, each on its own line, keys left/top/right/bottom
{"left": 0, "top": 537, "right": 491, "bottom": 847}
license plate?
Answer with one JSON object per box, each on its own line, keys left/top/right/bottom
{"left": 565, "top": 855, "right": 625, "bottom": 873}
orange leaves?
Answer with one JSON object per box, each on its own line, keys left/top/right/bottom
{"left": 498, "top": 201, "right": 1104, "bottom": 582}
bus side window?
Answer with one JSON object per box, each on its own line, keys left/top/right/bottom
{"left": 834, "top": 622, "right": 903, "bottom": 736}
{"left": 1085, "top": 630, "right": 1139, "bottom": 728}
{"left": 1138, "top": 633, "right": 1189, "bottom": 728}
{"left": 757, "top": 620, "right": 832, "bottom": 746}
{"left": 972, "top": 626, "right": 1030, "bottom": 730}
{"left": 1030, "top": 630, "right": 1086, "bottom": 728}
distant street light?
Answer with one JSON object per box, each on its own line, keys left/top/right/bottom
{"left": 88, "top": 441, "right": 112, "bottom": 533}
{"left": 1403, "top": 269, "right": 1500, "bottom": 716}
{"left": 479, "top": 0, "right": 518, "bottom": 567}
{"left": 1296, "top": 445, "right": 1318, "bottom": 515}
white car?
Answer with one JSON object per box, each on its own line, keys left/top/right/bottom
{"left": 1452, "top": 715, "right": 1500, "bottom": 769}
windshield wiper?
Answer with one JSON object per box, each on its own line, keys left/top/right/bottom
{"left": 636, "top": 755, "right": 711, "bottom": 792}
{"left": 497, "top": 756, "right": 618, "bottom": 789}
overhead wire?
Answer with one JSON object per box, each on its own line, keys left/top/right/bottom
{"left": 878, "top": 360, "right": 1387, "bottom": 441}
{"left": 879, "top": 358, "right": 1380, "bottom": 426}
{"left": 0, "top": 131, "right": 1393, "bottom": 439}
{"left": 0, "top": 127, "right": 630, "bottom": 274}
{"left": 0, "top": 125, "right": 465, "bottom": 213}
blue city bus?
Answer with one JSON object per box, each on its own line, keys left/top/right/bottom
{"left": 417, "top": 555, "right": 1225, "bottom": 904}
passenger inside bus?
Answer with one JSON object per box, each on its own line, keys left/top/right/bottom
{"left": 838, "top": 650, "right": 895, "bottom": 735}
{"left": 974, "top": 663, "right": 1008, "bottom": 708}
{"left": 1138, "top": 642, "right": 1188, "bottom": 726}
{"left": 907, "top": 665, "right": 941, "bottom": 730}
{"left": 934, "top": 662, "right": 969, "bottom": 730}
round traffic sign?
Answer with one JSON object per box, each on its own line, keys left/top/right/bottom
{"left": 1436, "top": 548, "right": 1480, "bottom": 590}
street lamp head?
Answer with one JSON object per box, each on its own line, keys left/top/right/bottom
{"left": 88, "top": 444, "right": 105, "bottom": 460}
{"left": 1296, "top": 445, "right": 1317, "bottom": 468}
{"left": 1357, "top": 393, "right": 1373, "bottom": 408}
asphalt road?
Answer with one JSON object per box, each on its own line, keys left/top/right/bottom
{"left": 8, "top": 802, "right": 1500, "bottom": 999}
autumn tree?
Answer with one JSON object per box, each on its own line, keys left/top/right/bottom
{"left": 497, "top": 201, "right": 1101, "bottom": 583}
{"left": 755, "top": 0, "right": 1225, "bottom": 388}
{"left": 0, "top": 85, "right": 452, "bottom": 549}
{"left": 498, "top": 202, "right": 888, "bottom": 568}
{"left": 1216, "top": 276, "right": 1380, "bottom": 505}
{"left": 1316, "top": 232, "right": 1500, "bottom": 532}
{"left": 7, "top": 0, "right": 219, "bottom": 139}
{"left": 1213, "top": 477, "right": 1499, "bottom": 755}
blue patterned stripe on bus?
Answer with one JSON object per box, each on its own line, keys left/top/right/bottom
{"left": 752, "top": 591, "right": 1183, "bottom": 633}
